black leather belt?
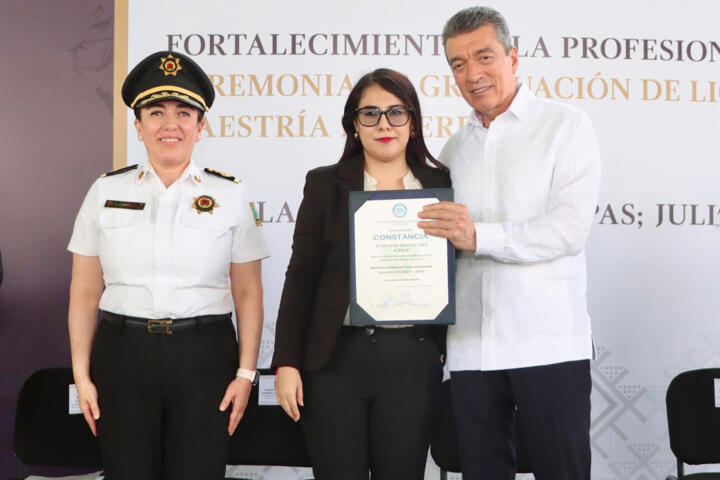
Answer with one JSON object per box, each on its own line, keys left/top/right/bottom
{"left": 101, "top": 311, "right": 231, "bottom": 335}
{"left": 344, "top": 324, "right": 429, "bottom": 340}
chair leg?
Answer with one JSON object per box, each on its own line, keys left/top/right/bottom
{"left": 440, "top": 468, "right": 448, "bottom": 480}
{"left": 677, "top": 459, "right": 684, "bottom": 479}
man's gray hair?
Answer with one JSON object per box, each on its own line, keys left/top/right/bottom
{"left": 442, "top": 6, "right": 513, "bottom": 54}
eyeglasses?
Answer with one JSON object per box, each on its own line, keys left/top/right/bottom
{"left": 354, "top": 105, "right": 413, "bottom": 127}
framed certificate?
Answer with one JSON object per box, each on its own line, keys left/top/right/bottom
{"left": 348, "top": 188, "right": 455, "bottom": 326}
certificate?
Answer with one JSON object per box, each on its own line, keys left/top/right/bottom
{"left": 348, "top": 189, "right": 455, "bottom": 326}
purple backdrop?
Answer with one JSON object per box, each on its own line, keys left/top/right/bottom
{"left": 0, "top": 0, "right": 113, "bottom": 477}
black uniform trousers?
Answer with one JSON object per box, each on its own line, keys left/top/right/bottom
{"left": 301, "top": 326, "right": 443, "bottom": 480}
{"left": 450, "top": 359, "right": 591, "bottom": 480}
{"left": 90, "top": 316, "right": 238, "bottom": 480}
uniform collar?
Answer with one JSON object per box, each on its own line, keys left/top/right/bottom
{"left": 135, "top": 162, "right": 155, "bottom": 183}
{"left": 185, "top": 159, "right": 204, "bottom": 185}
{"left": 467, "top": 83, "right": 534, "bottom": 129}
{"left": 135, "top": 158, "right": 204, "bottom": 185}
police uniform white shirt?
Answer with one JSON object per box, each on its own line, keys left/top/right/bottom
{"left": 440, "top": 84, "right": 601, "bottom": 372}
{"left": 68, "top": 160, "right": 270, "bottom": 319}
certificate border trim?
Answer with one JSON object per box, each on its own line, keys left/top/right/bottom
{"left": 348, "top": 188, "right": 456, "bottom": 326}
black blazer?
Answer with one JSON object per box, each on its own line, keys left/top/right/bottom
{"left": 271, "top": 155, "right": 452, "bottom": 372}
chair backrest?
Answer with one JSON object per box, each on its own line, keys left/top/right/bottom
{"left": 430, "top": 379, "right": 530, "bottom": 474}
{"left": 666, "top": 368, "right": 720, "bottom": 465}
{"left": 227, "top": 369, "right": 311, "bottom": 467}
{"left": 14, "top": 368, "right": 102, "bottom": 467}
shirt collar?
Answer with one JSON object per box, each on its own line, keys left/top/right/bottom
{"left": 135, "top": 158, "right": 204, "bottom": 185}
{"left": 363, "top": 170, "right": 379, "bottom": 190}
{"left": 186, "top": 159, "right": 204, "bottom": 185}
{"left": 401, "top": 168, "right": 421, "bottom": 189}
{"left": 507, "top": 83, "right": 533, "bottom": 121}
{"left": 135, "top": 162, "right": 156, "bottom": 183}
{"left": 363, "top": 168, "right": 420, "bottom": 190}
{"left": 467, "top": 83, "right": 534, "bottom": 128}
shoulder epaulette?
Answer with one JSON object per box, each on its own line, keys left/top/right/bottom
{"left": 100, "top": 164, "right": 139, "bottom": 178}
{"left": 205, "top": 167, "right": 240, "bottom": 184}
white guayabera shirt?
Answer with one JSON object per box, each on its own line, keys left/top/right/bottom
{"left": 441, "top": 84, "right": 602, "bottom": 371}
{"left": 68, "top": 159, "right": 270, "bottom": 319}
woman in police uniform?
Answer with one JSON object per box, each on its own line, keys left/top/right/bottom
{"left": 67, "top": 51, "right": 269, "bottom": 480}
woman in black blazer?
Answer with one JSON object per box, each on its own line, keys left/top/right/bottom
{"left": 272, "top": 68, "right": 450, "bottom": 479}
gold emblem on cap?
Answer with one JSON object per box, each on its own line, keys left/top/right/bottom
{"left": 159, "top": 54, "right": 182, "bottom": 76}
{"left": 192, "top": 195, "right": 219, "bottom": 214}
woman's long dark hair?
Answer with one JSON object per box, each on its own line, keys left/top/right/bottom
{"left": 339, "top": 68, "right": 447, "bottom": 171}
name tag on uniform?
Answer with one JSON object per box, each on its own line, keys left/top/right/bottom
{"left": 104, "top": 200, "right": 145, "bottom": 210}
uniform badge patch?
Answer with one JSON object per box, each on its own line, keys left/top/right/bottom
{"left": 159, "top": 54, "right": 182, "bottom": 76}
{"left": 192, "top": 195, "right": 219, "bottom": 214}
{"left": 249, "top": 202, "right": 262, "bottom": 226}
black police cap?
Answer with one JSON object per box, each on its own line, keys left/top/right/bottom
{"left": 121, "top": 51, "right": 215, "bottom": 112}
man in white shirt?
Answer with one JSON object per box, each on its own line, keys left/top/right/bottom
{"left": 418, "top": 6, "right": 601, "bottom": 480}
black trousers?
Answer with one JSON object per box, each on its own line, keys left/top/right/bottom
{"left": 301, "top": 326, "right": 443, "bottom": 480}
{"left": 450, "top": 359, "right": 591, "bottom": 480}
{"left": 90, "top": 316, "right": 238, "bottom": 480}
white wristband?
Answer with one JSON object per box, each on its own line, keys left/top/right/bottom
{"left": 236, "top": 368, "right": 257, "bottom": 383}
